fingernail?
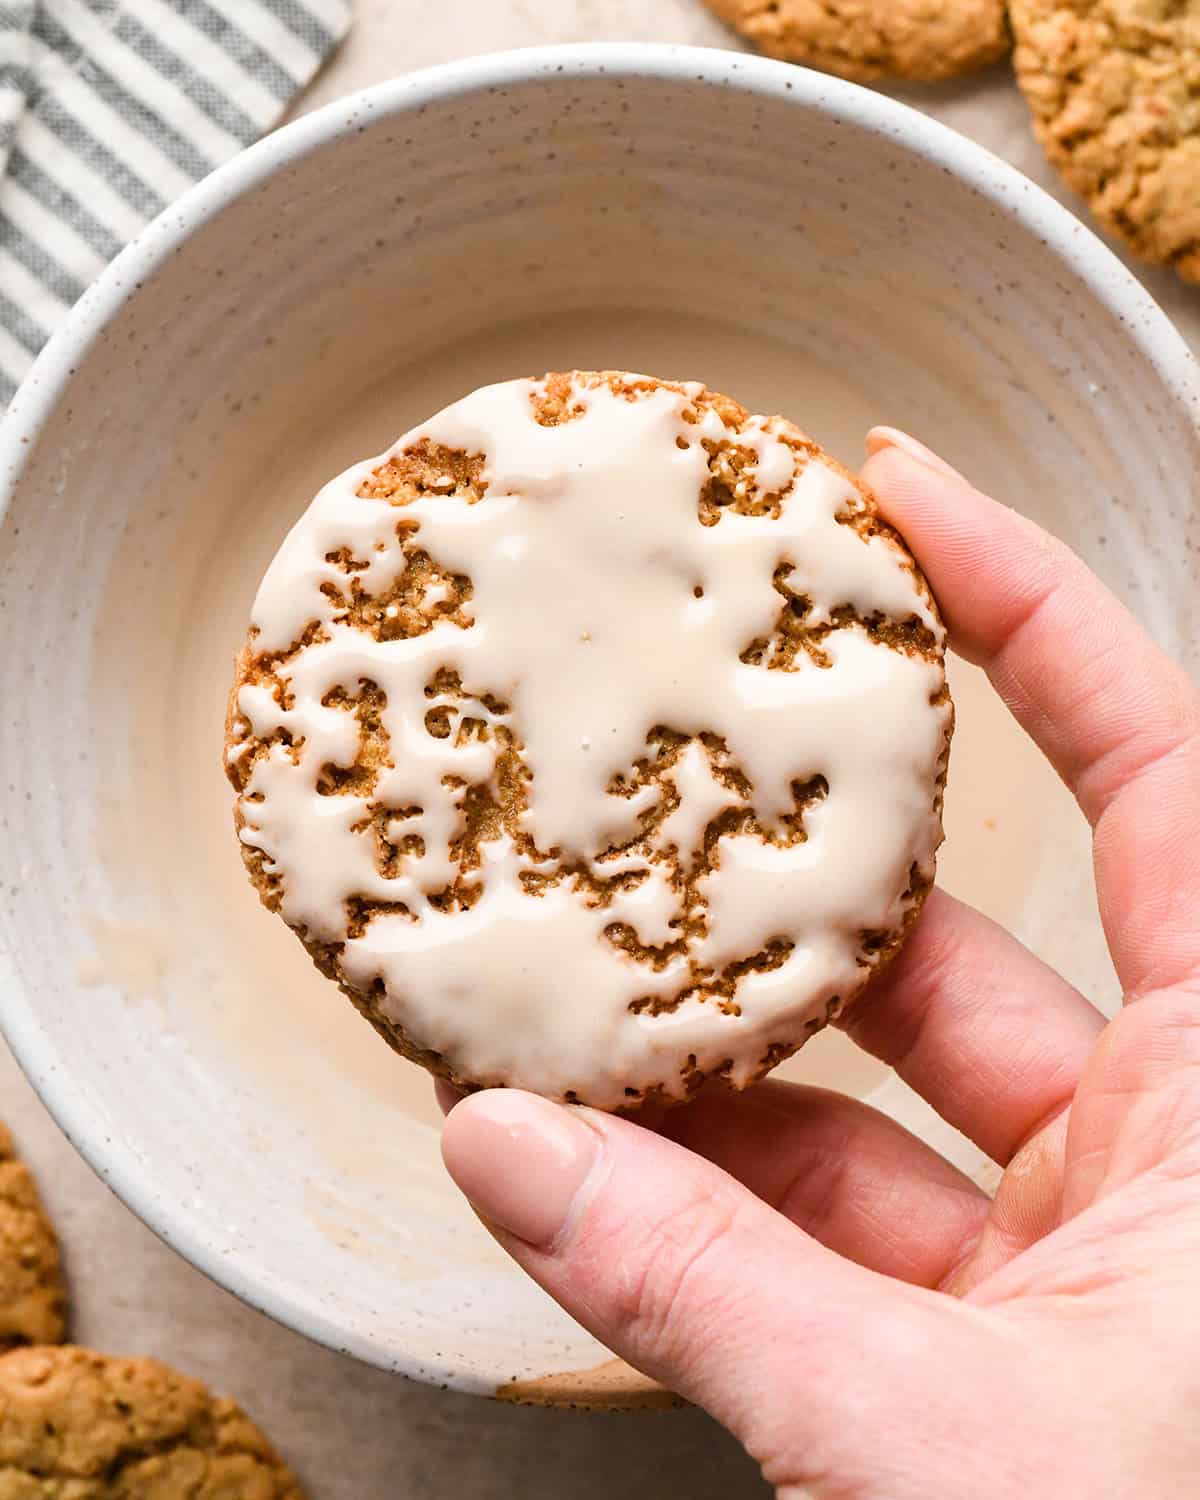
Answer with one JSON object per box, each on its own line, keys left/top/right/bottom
{"left": 441, "top": 1090, "right": 603, "bottom": 1249}
{"left": 865, "top": 427, "right": 965, "bottom": 482}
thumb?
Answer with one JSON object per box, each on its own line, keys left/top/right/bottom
{"left": 441, "top": 1089, "right": 966, "bottom": 1467}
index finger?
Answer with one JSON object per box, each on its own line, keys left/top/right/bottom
{"left": 862, "top": 432, "right": 1200, "bottom": 1000}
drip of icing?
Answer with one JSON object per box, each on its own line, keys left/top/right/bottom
{"left": 233, "top": 375, "right": 949, "bottom": 1105}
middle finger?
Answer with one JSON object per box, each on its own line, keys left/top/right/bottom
{"left": 840, "top": 890, "right": 1105, "bottom": 1165}
{"left": 659, "top": 1077, "right": 989, "bottom": 1290}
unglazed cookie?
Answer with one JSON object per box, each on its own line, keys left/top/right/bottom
{"left": 704, "top": 0, "right": 1009, "bottom": 82}
{"left": 0, "top": 1125, "right": 65, "bottom": 1350}
{"left": 1011, "top": 0, "right": 1200, "bottom": 282}
{"left": 226, "top": 372, "right": 952, "bottom": 1111}
{"left": 0, "top": 1346, "right": 304, "bottom": 1497}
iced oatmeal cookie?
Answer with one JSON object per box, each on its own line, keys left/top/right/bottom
{"left": 226, "top": 371, "right": 952, "bottom": 1110}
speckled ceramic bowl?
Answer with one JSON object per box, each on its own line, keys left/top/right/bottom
{"left": 0, "top": 45, "right": 1197, "bottom": 1406}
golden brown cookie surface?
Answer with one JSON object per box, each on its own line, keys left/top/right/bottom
{"left": 704, "top": 0, "right": 1009, "bottom": 81}
{"left": 0, "top": 1346, "right": 305, "bottom": 1498}
{"left": 0, "top": 1126, "right": 65, "bottom": 1351}
{"left": 1011, "top": 0, "right": 1200, "bottom": 282}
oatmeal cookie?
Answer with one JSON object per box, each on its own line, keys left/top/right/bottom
{"left": 0, "top": 1345, "right": 304, "bottom": 1498}
{"left": 1011, "top": 0, "right": 1200, "bottom": 281}
{"left": 0, "top": 1126, "right": 65, "bottom": 1351}
{"left": 704, "top": 0, "right": 1009, "bottom": 82}
{"left": 226, "top": 371, "right": 952, "bottom": 1110}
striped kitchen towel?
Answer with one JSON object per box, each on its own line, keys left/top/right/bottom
{"left": 0, "top": 0, "right": 350, "bottom": 407}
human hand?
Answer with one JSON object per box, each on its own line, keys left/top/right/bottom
{"left": 440, "top": 431, "right": 1200, "bottom": 1498}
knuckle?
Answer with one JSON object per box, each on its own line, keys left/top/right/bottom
{"left": 611, "top": 1186, "right": 744, "bottom": 1365}
{"left": 774, "top": 1143, "right": 851, "bottom": 1236}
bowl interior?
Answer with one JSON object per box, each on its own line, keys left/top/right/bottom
{"left": 2, "top": 49, "right": 1198, "bottom": 1398}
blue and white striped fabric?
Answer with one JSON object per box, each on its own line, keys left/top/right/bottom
{"left": 0, "top": 0, "right": 350, "bottom": 406}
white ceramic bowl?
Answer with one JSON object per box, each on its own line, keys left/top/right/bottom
{"left": 1, "top": 45, "right": 1198, "bottom": 1405}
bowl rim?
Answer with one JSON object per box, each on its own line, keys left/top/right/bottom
{"left": 1, "top": 42, "right": 1198, "bottom": 1397}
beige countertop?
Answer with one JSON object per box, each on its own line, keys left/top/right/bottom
{"left": 5, "top": 5, "right": 1196, "bottom": 1499}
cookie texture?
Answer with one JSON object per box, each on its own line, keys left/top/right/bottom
{"left": 1012, "top": 0, "right": 1200, "bottom": 281}
{"left": 226, "top": 371, "right": 952, "bottom": 1111}
{"left": 704, "top": 0, "right": 1009, "bottom": 81}
{"left": 0, "top": 1346, "right": 305, "bottom": 1498}
{"left": 0, "top": 1128, "right": 65, "bottom": 1351}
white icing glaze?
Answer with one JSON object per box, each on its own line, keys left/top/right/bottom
{"left": 655, "top": 743, "right": 737, "bottom": 867}
{"left": 232, "top": 375, "right": 949, "bottom": 1106}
